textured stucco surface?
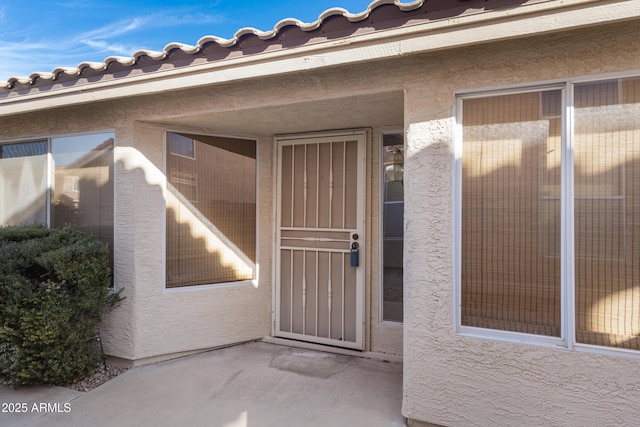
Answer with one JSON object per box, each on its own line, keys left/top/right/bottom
{"left": 402, "top": 20, "right": 640, "bottom": 427}
{"left": 101, "top": 121, "right": 273, "bottom": 362}
{"left": 2, "top": 9, "right": 640, "bottom": 425}
{"left": 0, "top": 58, "right": 406, "bottom": 362}
{"left": 0, "top": 103, "right": 138, "bottom": 360}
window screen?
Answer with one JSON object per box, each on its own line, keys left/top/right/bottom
{"left": 460, "top": 78, "right": 640, "bottom": 351}
{"left": 461, "top": 90, "right": 562, "bottom": 337}
{"left": 573, "top": 78, "right": 640, "bottom": 349}
{"left": 166, "top": 132, "right": 257, "bottom": 287}
{"left": 0, "top": 134, "right": 115, "bottom": 281}
{"left": 51, "top": 133, "right": 115, "bottom": 261}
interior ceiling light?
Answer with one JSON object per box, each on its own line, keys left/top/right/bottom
{"left": 384, "top": 146, "right": 404, "bottom": 183}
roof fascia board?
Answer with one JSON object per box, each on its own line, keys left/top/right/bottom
{"left": 0, "top": 0, "right": 634, "bottom": 116}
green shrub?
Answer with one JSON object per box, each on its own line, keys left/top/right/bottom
{"left": 0, "top": 224, "right": 121, "bottom": 387}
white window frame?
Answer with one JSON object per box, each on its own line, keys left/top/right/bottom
{"left": 0, "top": 130, "right": 116, "bottom": 288}
{"left": 379, "top": 130, "right": 405, "bottom": 325}
{"left": 453, "top": 72, "right": 640, "bottom": 359}
{"left": 162, "top": 130, "right": 259, "bottom": 291}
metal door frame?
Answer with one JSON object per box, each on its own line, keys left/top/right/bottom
{"left": 273, "top": 129, "right": 367, "bottom": 350}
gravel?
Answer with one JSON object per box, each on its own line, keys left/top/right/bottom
{"left": 68, "top": 363, "right": 128, "bottom": 392}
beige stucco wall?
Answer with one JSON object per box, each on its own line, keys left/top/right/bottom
{"left": 116, "top": 75, "right": 406, "bottom": 362}
{"left": 105, "top": 121, "right": 273, "bottom": 363}
{"left": 3, "top": 8, "right": 640, "bottom": 423}
{"left": 0, "top": 59, "right": 406, "bottom": 363}
{"left": 0, "top": 103, "right": 138, "bottom": 360}
{"left": 402, "top": 20, "right": 640, "bottom": 426}
{"left": 0, "top": 100, "right": 274, "bottom": 363}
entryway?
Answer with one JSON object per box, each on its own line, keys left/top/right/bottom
{"left": 274, "top": 130, "right": 366, "bottom": 350}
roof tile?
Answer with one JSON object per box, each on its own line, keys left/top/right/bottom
{"left": 0, "top": 0, "right": 426, "bottom": 90}
{"left": 0, "top": 0, "right": 535, "bottom": 91}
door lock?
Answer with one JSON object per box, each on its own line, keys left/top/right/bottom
{"left": 350, "top": 242, "right": 359, "bottom": 267}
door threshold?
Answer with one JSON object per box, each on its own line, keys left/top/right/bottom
{"left": 262, "top": 336, "right": 402, "bottom": 364}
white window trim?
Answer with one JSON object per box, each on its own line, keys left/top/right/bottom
{"left": 562, "top": 82, "right": 575, "bottom": 350}
{"left": 452, "top": 87, "right": 567, "bottom": 349}
{"left": 379, "top": 130, "right": 405, "bottom": 325}
{"left": 0, "top": 130, "right": 117, "bottom": 288}
{"left": 453, "top": 73, "right": 640, "bottom": 358}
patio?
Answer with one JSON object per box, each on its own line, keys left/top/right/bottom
{"left": 0, "top": 341, "right": 404, "bottom": 427}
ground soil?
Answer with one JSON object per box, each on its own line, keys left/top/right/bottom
{"left": 68, "top": 363, "right": 128, "bottom": 392}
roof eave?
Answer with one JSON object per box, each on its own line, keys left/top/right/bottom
{"left": 0, "top": 0, "right": 636, "bottom": 117}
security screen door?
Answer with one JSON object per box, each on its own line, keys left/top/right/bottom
{"left": 275, "top": 131, "right": 366, "bottom": 350}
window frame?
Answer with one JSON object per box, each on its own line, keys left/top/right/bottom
{"left": 0, "top": 130, "right": 116, "bottom": 288}
{"left": 379, "top": 130, "right": 405, "bottom": 325}
{"left": 169, "top": 133, "right": 196, "bottom": 159}
{"left": 453, "top": 73, "right": 640, "bottom": 358}
{"left": 163, "top": 130, "right": 259, "bottom": 291}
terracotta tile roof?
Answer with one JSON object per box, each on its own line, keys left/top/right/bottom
{"left": 0, "top": 0, "right": 531, "bottom": 92}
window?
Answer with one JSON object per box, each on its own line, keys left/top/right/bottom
{"left": 0, "top": 133, "right": 115, "bottom": 277}
{"left": 165, "top": 132, "right": 256, "bottom": 288}
{"left": 381, "top": 133, "right": 404, "bottom": 323}
{"left": 0, "top": 141, "right": 49, "bottom": 225}
{"left": 457, "top": 76, "right": 640, "bottom": 352}
{"left": 169, "top": 132, "right": 196, "bottom": 159}
{"left": 51, "top": 134, "right": 115, "bottom": 265}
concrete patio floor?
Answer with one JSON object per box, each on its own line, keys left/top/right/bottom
{"left": 0, "top": 341, "right": 405, "bottom": 427}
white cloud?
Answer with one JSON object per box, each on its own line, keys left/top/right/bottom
{"left": 77, "top": 19, "right": 146, "bottom": 58}
{"left": 0, "top": 47, "right": 74, "bottom": 78}
{"left": 79, "top": 16, "right": 147, "bottom": 42}
{"left": 74, "top": 10, "right": 228, "bottom": 56}
{"left": 161, "top": 12, "right": 226, "bottom": 26}
{"left": 0, "top": 5, "right": 230, "bottom": 81}
{"left": 81, "top": 40, "right": 132, "bottom": 56}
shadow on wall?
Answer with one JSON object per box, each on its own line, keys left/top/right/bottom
{"left": 164, "top": 131, "right": 257, "bottom": 289}
{"left": 109, "top": 155, "right": 257, "bottom": 291}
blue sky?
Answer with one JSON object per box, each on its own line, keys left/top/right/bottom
{"left": 0, "top": 0, "right": 379, "bottom": 81}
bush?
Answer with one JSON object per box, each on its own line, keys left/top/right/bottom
{"left": 0, "top": 225, "right": 121, "bottom": 387}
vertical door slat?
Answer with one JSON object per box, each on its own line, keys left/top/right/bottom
{"left": 342, "top": 141, "right": 347, "bottom": 229}
{"left": 329, "top": 142, "right": 334, "bottom": 228}
{"left": 341, "top": 253, "right": 345, "bottom": 341}
{"left": 303, "top": 145, "right": 308, "bottom": 228}
{"left": 290, "top": 146, "right": 295, "bottom": 227}
{"left": 290, "top": 249, "right": 294, "bottom": 332}
{"left": 302, "top": 249, "right": 307, "bottom": 334}
{"left": 328, "top": 250, "right": 333, "bottom": 339}
{"left": 315, "top": 250, "right": 319, "bottom": 337}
